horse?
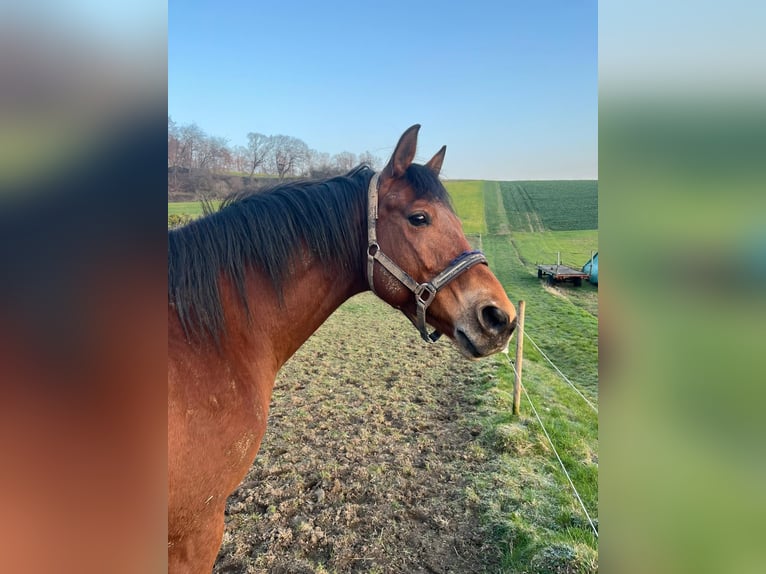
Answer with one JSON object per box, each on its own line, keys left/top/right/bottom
{"left": 167, "top": 125, "right": 517, "bottom": 573}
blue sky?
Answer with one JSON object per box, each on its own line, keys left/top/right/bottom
{"left": 169, "top": 0, "right": 597, "bottom": 180}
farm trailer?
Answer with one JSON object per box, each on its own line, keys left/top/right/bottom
{"left": 536, "top": 252, "right": 591, "bottom": 286}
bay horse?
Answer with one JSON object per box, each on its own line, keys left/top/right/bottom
{"left": 168, "top": 125, "right": 516, "bottom": 573}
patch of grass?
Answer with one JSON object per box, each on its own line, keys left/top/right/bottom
{"left": 466, "top": 355, "right": 598, "bottom": 573}
{"left": 443, "top": 180, "right": 486, "bottom": 234}
{"left": 530, "top": 543, "right": 598, "bottom": 574}
{"left": 168, "top": 201, "right": 206, "bottom": 217}
{"left": 483, "top": 181, "right": 511, "bottom": 235}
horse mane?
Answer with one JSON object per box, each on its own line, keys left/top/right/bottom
{"left": 168, "top": 163, "right": 451, "bottom": 345}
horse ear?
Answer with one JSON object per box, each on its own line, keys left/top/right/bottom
{"left": 384, "top": 124, "right": 420, "bottom": 179}
{"left": 425, "top": 145, "right": 446, "bottom": 175}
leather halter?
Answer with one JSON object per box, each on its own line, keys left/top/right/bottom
{"left": 366, "top": 172, "right": 488, "bottom": 343}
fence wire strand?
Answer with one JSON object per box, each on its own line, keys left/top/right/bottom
{"left": 523, "top": 332, "right": 598, "bottom": 414}
{"left": 502, "top": 352, "right": 599, "bottom": 538}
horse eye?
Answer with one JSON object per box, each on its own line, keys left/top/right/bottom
{"left": 407, "top": 212, "right": 430, "bottom": 227}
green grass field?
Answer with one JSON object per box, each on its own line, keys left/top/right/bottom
{"left": 168, "top": 200, "right": 220, "bottom": 217}
{"left": 452, "top": 179, "right": 599, "bottom": 572}
{"left": 499, "top": 180, "right": 598, "bottom": 232}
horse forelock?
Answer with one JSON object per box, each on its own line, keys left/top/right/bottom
{"left": 403, "top": 163, "right": 453, "bottom": 209}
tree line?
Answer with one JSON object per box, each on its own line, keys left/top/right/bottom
{"left": 168, "top": 117, "right": 382, "bottom": 181}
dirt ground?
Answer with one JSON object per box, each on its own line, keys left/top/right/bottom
{"left": 213, "top": 294, "right": 502, "bottom": 574}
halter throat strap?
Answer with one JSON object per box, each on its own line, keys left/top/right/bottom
{"left": 366, "top": 172, "right": 487, "bottom": 343}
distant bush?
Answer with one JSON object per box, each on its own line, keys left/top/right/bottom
{"left": 168, "top": 213, "right": 194, "bottom": 228}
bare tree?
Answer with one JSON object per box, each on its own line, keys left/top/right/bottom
{"left": 245, "top": 132, "right": 273, "bottom": 177}
{"left": 168, "top": 116, "right": 179, "bottom": 168}
{"left": 304, "top": 148, "right": 317, "bottom": 174}
{"left": 332, "top": 151, "right": 357, "bottom": 173}
{"left": 232, "top": 145, "right": 250, "bottom": 175}
{"left": 168, "top": 116, "right": 182, "bottom": 194}
{"left": 358, "top": 150, "right": 382, "bottom": 170}
{"left": 308, "top": 149, "right": 339, "bottom": 178}
{"left": 195, "top": 135, "right": 229, "bottom": 172}
{"left": 176, "top": 123, "right": 207, "bottom": 170}
{"left": 205, "top": 136, "right": 231, "bottom": 172}
{"left": 167, "top": 119, "right": 389, "bottom": 197}
{"left": 270, "top": 135, "right": 309, "bottom": 179}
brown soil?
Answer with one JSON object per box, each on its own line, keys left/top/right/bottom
{"left": 213, "top": 294, "right": 500, "bottom": 574}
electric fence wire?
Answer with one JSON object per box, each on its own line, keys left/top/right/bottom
{"left": 503, "top": 352, "right": 599, "bottom": 538}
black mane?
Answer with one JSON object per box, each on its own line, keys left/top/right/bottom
{"left": 168, "top": 163, "right": 450, "bottom": 345}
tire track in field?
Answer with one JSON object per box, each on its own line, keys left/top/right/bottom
{"left": 496, "top": 183, "right": 523, "bottom": 232}
{"left": 517, "top": 184, "right": 545, "bottom": 232}
{"left": 483, "top": 181, "right": 510, "bottom": 235}
{"left": 504, "top": 183, "right": 544, "bottom": 233}
{"left": 509, "top": 235, "right": 529, "bottom": 266}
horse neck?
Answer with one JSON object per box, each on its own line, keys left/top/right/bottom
{"left": 221, "top": 248, "right": 368, "bottom": 373}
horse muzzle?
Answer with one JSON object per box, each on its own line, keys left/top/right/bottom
{"left": 453, "top": 302, "right": 516, "bottom": 360}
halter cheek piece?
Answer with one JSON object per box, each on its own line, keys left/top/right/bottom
{"left": 366, "top": 172, "right": 488, "bottom": 343}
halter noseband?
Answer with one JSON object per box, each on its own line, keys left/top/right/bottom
{"left": 366, "top": 172, "right": 488, "bottom": 343}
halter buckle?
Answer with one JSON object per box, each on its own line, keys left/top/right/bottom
{"left": 415, "top": 283, "right": 437, "bottom": 306}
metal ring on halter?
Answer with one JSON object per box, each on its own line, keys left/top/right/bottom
{"left": 414, "top": 283, "right": 437, "bottom": 305}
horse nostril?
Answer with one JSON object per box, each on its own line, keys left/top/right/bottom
{"left": 480, "top": 305, "right": 510, "bottom": 334}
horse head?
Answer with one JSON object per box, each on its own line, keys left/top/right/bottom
{"left": 368, "top": 125, "right": 516, "bottom": 358}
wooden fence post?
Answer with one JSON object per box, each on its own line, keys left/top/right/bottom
{"left": 513, "top": 300, "right": 526, "bottom": 416}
